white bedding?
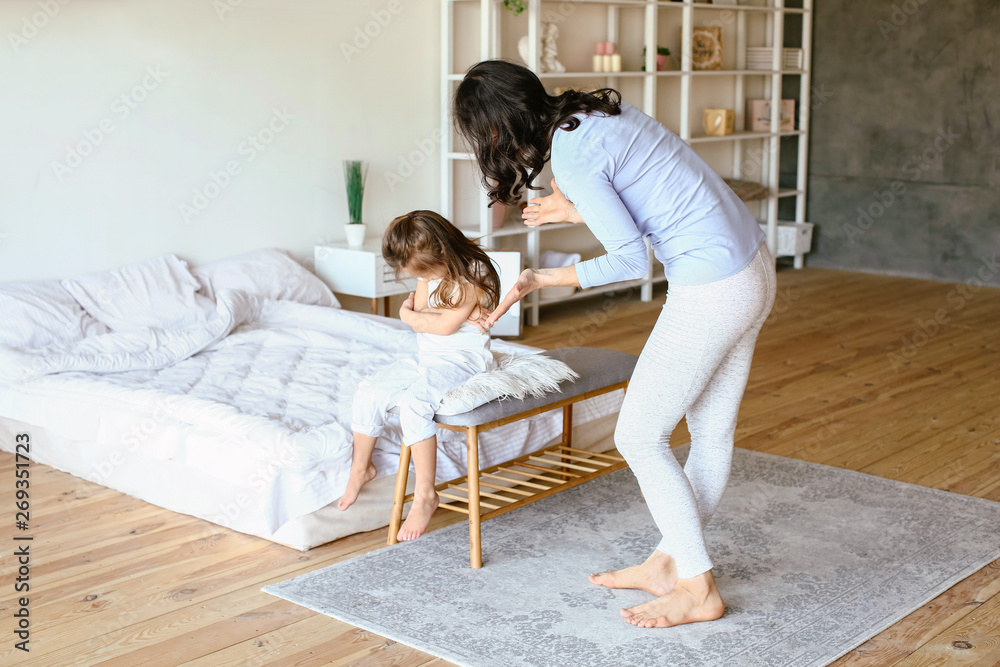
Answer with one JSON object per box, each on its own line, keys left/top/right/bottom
{"left": 0, "top": 252, "right": 623, "bottom": 542}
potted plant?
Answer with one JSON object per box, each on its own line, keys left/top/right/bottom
{"left": 641, "top": 45, "right": 672, "bottom": 71}
{"left": 343, "top": 160, "right": 368, "bottom": 246}
{"left": 502, "top": 0, "right": 526, "bottom": 15}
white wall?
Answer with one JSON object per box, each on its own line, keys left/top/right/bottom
{"left": 0, "top": 0, "right": 440, "bottom": 282}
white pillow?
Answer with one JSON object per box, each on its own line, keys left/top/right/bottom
{"left": 62, "top": 254, "right": 215, "bottom": 331}
{"left": 192, "top": 248, "right": 340, "bottom": 307}
{"left": 0, "top": 280, "right": 110, "bottom": 349}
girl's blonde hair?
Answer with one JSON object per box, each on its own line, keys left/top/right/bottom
{"left": 382, "top": 210, "right": 501, "bottom": 313}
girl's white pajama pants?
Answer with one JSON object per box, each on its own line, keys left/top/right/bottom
{"left": 615, "top": 241, "right": 776, "bottom": 579}
{"left": 351, "top": 353, "right": 487, "bottom": 445}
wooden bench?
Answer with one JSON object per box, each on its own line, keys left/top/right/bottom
{"left": 387, "top": 347, "right": 638, "bottom": 568}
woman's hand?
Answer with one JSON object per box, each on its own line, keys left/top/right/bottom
{"left": 468, "top": 305, "right": 491, "bottom": 334}
{"left": 484, "top": 268, "right": 543, "bottom": 329}
{"left": 484, "top": 265, "right": 580, "bottom": 329}
{"left": 521, "top": 179, "right": 584, "bottom": 226}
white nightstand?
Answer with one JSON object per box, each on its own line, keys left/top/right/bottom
{"left": 314, "top": 240, "right": 415, "bottom": 316}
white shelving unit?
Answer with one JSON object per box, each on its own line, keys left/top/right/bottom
{"left": 441, "top": 0, "right": 813, "bottom": 326}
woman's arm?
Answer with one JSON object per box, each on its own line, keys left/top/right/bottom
{"left": 551, "top": 136, "right": 649, "bottom": 290}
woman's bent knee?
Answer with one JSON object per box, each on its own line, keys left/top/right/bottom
{"left": 614, "top": 426, "right": 668, "bottom": 460}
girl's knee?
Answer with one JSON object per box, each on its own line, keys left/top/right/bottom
{"left": 397, "top": 394, "right": 437, "bottom": 439}
{"left": 397, "top": 391, "right": 434, "bottom": 415}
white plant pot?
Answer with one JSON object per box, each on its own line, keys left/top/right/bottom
{"left": 344, "top": 223, "right": 367, "bottom": 247}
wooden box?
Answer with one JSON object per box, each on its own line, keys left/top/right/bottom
{"left": 703, "top": 108, "right": 735, "bottom": 136}
{"left": 747, "top": 99, "right": 795, "bottom": 132}
{"left": 759, "top": 221, "right": 814, "bottom": 267}
{"left": 688, "top": 26, "right": 723, "bottom": 71}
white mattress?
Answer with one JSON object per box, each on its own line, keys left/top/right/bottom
{"left": 0, "top": 305, "right": 623, "bottom": 548}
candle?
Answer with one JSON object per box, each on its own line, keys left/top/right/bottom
{"left": 602, "top": 54, "right": 613, "bottom": 72}
{"left": 594, "top": 42, "right": 606, "bottom": 56}
{"left": 610, "top": 53, "right": 622, "bottom": 72}
{"left": 592, "top": 54, "right": 604, "bottom": 72}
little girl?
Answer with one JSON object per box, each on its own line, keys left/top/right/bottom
{"left": 337, "top": 210, "right": 501, "bottom": 542}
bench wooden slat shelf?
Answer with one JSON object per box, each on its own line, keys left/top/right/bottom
{"left": 482, "top": 472, "right": 551, "bottom": 490}
{"left": 387, "top": 347, "right": 638, "bottom": 568}
{"left": 478, "top": 481, "right": 533, "bottom": 496}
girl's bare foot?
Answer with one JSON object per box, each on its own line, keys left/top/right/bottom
{"left": 620, "top": 570, "right": 725, "bottom": 628}
{"left": 397, "top": 492, "right": 439, "bottom": 541}
{"left": 337, "top": 462, "right": 377, "bottom": 511}
{"left": 589, "top": 550, "right": 678, "bottom": 597}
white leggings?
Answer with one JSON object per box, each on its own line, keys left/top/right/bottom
{"left": 615, "top": 242, "right": 776, "bottom": 579}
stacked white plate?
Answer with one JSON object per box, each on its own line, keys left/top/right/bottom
{"left": 746, "top": 47, "right": 803, "bottom": 70}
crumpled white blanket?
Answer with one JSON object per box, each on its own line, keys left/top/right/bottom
{"left": 0, "top": 290, "right": 414, "bottom": 383}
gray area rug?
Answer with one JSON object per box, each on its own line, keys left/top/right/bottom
{"left": 264, "top": 446, "right": 1000, "bottom": 666}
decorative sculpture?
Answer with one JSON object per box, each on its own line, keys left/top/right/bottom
{"left": 517, "top": 22, "right": 565, "bottom": 74}
{"left": 541, "top": 22, "right": 565, "bottom": 73}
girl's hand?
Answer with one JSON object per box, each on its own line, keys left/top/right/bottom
{"left": 484, "top": 268, "right": 542, "bottom": 329}
{"left": 400, "top": 292, "right": 415, "bottom": 320}
{"left": 521, "top": 179, "right": 584, "bottom": 226}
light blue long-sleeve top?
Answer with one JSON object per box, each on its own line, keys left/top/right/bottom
{"left": 550, "top": 101, "right": 766, "bottom": 288}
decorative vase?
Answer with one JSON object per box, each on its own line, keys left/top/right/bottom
{"left": 345, "top": 223, "right": 367, "bottom": 247}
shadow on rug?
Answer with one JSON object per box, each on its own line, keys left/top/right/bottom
{"left": 264, "top": 446, "right": 1000, "bottom": 667}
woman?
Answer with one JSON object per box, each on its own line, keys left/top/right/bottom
{"left": 454, "top": 60, "right": 776, "bottom": 628}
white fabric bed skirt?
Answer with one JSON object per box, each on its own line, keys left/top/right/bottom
{"left": 0, "top": 408, "right": 619, "bottom": 550}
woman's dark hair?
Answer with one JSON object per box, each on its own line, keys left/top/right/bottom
{"left": 453, "top": 59, "right": 621, "bottom": 207}
{"left": 382, "top": 210, "right": 501, "bottom": 313}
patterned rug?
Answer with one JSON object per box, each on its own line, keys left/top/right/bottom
{"left": 263, "top": 446, "right": 1000, "bottom": 667}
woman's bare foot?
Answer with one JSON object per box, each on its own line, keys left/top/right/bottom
{"left": 397, "top": 492, "right": 439, "bottom": 541}
{"left": 337, "top": 462, "right": 377, "bottom": 511}
{"left": 620, "top": 570, "right": 725, "bottom": 628}
{"left": 589, "top": 550, "right": 678, "bottom": 597}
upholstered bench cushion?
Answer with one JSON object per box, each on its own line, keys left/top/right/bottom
{"left": 434, "top": 347, "right": 638, "bottom": 427}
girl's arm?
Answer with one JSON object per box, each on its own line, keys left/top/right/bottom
{"left": 400, "top": 283, "right": 480, "bottom": 336}
{"left": 413, "top": 276, "right": 429, "bottom": 311}
{"left": 397, "top": 277, "right": 428, "bottom": 324}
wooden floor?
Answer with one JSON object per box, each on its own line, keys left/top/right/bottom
{"left": 3, "top": 265, "right": 999, "bottom": 666}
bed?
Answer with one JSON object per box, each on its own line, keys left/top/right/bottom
{"left": 0, "top": 249, "right": 622, "bottom": 550}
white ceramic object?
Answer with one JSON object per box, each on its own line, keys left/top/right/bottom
{"left": 517, "top": 22, "right": 565, "bottom": 73}
{"left": 344, "top": 223, "right": 367, "bottom": 247}
{"left": 540, "top": 22, "right": 565, "bottom": 73}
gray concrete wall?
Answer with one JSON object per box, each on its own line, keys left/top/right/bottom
{"left": 804, "top": 0, "right": 999, "bottom": 285}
